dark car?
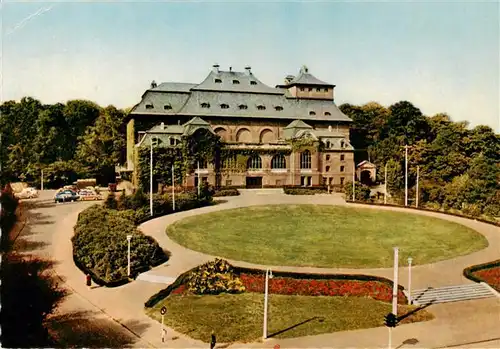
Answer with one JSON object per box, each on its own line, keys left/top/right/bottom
{"left": 54, "top": 190, "right": 79, "bottom": 203}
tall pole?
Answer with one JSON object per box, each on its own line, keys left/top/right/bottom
{"left": 127, "top": 235, "right": 132, "bottom": 277}
{"left": 263, "top": 268, "right": 270, "bottom": 340}
{"left": 150, "top": 137, "right": 153, "bottom": 216}
{"left": 404, "top": 145, "right": 408, "bottom": 207}
{"left": 407, "top": 257, "right": 413, "bottom": 305}
{"left": 416, "top": 166, "right": 419, "bottom": 208}
{"left": 392, "top": 247, "right": 399, "bottom": 315}
{"left": 352, "top": 161, "right": 355, "bottom": 201}
{"left": 384, "top": 163, "right": 388, "bottom": 204}
{"left": 41, "top": 169, "right": 44, "bottom": 191}
{"left": 171, "top": 164, "right": 175, "bottom": 211}
{"left": 197, "top": 161, "right": 200, "bottom": 196}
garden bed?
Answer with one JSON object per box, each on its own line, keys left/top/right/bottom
{"left": 464, "top": 259, "right": 500, "bottom": 292}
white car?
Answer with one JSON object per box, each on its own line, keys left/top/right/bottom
{"left": 15, "top": 187, "right": 39, "bottom": 199}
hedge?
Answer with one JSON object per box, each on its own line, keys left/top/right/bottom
{"left": 345, "top": 201, "right": 500, "bottom": 227}
{"left": 144, "top": 261, "right": 408, "bottom": 308}
{"left": 0, "top": 190, "right": 19, "bottom": 251}
{"left": 463, "top": 259, "right": 500, "bottom": 284}
{"left": 283, "top": 186, "right": 328, "bottom": 195}
{"left": 213, "top": 188, "right": 240, "bottom": 197}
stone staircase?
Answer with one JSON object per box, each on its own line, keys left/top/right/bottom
{"left": 410, "top": 283, "right": 497, "bottom": 305}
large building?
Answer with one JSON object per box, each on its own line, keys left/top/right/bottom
{"left": 126, "top": 64, "right": 356, "bottom": 189}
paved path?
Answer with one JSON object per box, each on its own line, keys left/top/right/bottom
{"left": 19, "top": 190, "right": 500, "bottom": 348}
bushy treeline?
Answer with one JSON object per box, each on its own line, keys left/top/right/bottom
{"left": 340, "top": 101, "right": 499, "bottom": 218}
{"left": 0, "top": 98, "right": 127, "bottom": 188}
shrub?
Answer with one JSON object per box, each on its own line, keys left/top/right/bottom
{"left": 72, "top": 205, "right": 168, "bottom": 284}
{"left": 104, "top": 192, "right": 118, "bottom": 209}
{"left": 284, "top": 186, "right": 327, "bottom": 195}
{"left": 343, "top": 181, "right": 371, "bottom": 202}
{"left": 186, "top": 258, "right": 246, "bottom": 295}
{"left": 213, "top": 188, "right": 240, "bottom": 197}
{"left": 0, "top": 190, "right": 19, "bottom": 251}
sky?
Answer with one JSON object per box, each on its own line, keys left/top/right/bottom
{"left": 1, "top": 0, "right": 499, "bottom": 132}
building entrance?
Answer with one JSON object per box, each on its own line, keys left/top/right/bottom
{"left": 246, "top": 177, "right": 263, "bottom": 188}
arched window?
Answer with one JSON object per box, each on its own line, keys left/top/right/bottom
{"left": 201, "top": 103, "right": 210, "bottom": 108}
{"left": 300, "top": 150, "right": 311, "bottom": 169}
{"left": 275, "top": 106, "right": 283, "bottom": 111}
{"left": 271, "top": 154, "right": 286, "bottom": 169}
{"left": 325, "top": 141, "right": 331, "bottom": 148}
{"left": 214, "top": 79, "right": 222, "bottom": 83}
{"left": 238, "top": 104, "right": 248, "bottom": 110}
{"left": 223, "top": 154, "right": 237, "bottom": 168}
{"left": 340, "top": 140, "right": 345, "bottom": 148}
{"left": 309, "top": 111, "right": 316, "bottom": 116}
{"left": 220, "top": 104, "right": 229, "bottom": 109}
{"left": 257, "top": 105, "right": 266, "bottom": 110}
{"left": 324, "top": 112, "right": 331, "bottom": 116}
{"left": 247, "top": 155, "right": 262, "bottom": 170}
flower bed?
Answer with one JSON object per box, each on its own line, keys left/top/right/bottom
{"left": 473, "top": 267, "right": 500, "bottom": 291}
{"left": 154, "top": 260, "right": 408, "bottom": 306}
{"left": 463, "top": 259, "right": 500, "bottom": 292}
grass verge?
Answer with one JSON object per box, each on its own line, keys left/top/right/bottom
{"left": 145, "top": 293, "right": 434, "bottom": 343}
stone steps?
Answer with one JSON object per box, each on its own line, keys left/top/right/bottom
{"left": 410, "top": 283, "right": 496, "bottom": 305}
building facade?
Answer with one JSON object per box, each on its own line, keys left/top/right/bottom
{"left": 127, "top": 65, "right": 355, "bottom": 189}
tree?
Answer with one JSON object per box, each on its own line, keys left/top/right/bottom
{"left": 384, "top": 101, "right": 430, "bottom": 144}
{"left": 63, "top": 100, "right": 101, "bottom": 157}
{"left": 76, "top": 105, "right": 126, "bottom": 185}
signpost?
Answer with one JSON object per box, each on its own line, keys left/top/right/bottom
{"left": 160, "top": 306, "right": 167, "bottom": 342}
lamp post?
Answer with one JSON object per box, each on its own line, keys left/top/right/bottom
{"left": 407, "top": 257, "right": 413, "bottom": 305}
{"left": 263, "top": 268, "right": 273, "bottom": 340}
{"left": 404, "top": 145, "right": 408, "bottom": 207}
{"left": 352, "top": 162, "right": 355, "bottom": 202}
{"left": 171, "top": 164, "right": 175, "bottom": 211}
{"left": 150, "top": 137, "right": 154, "bottom": 216}
{"left": 415, "top": 166, "right": 419, "bottom": 208}
{"left": 127, "top": 234, "right": 132, "bottom": 277}
{"left": 384, "top": 163, "right": 388, "bottom": 204}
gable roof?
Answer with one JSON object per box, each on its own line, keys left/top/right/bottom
{"left": 277, "top": 66, "right": 334, "bottom": 88}
{"left": 284, "top": 119, "right": 313, "bottom": 129}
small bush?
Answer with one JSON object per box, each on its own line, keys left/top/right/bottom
{"left": 0, "top": 190, "right": 19, "bottom": 251}
{"left": 213, "top": 188, "right": 240, "bottom": 197}
{"left": 284, "top": 186, "right": 327, "bottom": 195}
{"left": 104, "top": 192, "right": 118, "bottom": 209}
{"left": 187, "top": 258, "right": 246, "bottom": 295}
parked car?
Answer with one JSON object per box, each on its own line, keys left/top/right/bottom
{"left": 54, "top": 190, "right": 79, "bottom": 203}
{"left": 15, "top": 187, "right": 39, "bottom": 199}
{"left": 78, "top": 189, "right": 103, "bottom": 201}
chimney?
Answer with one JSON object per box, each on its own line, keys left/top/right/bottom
{"left": 328, "top": 125, "right": 332, "bottom": 132}
{"left": 229, "top": 66, "right": 232, "bottom": 72}
{"left": 244, "top": 66, "right": 252, "bottom": 75}
{"left": 151, "top": 80, "right": 157, "bottom": 89}
{"left": 160, "top": 122, "right": 165, "bottom": 130}
{"left": 212, "top": 64, "right": 219, "bottom": 73}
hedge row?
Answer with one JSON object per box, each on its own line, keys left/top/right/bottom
{"left": 346, "top": 201, "right": 500, "bottom": 227}
{"left": 73, "top": 205, "right": 169, "bottom": 286}
{"left": 283, "top": 186, "right": 328, "bottom": 195}
{"left": 0, "top": 190, "right": 19, "bottom": 251}
{"left": 144, "top": 260, "right": 408, "bottom": 308}
{"left": 213, "top": 188, "right": 240, "bottom": 197}
{"left": 463, "top": 259, "right": 500, "bottom": 284}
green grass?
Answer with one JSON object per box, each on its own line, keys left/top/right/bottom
{"left": 146, "top": 293, "right": 434, "bottom": 343}
{"left": 167, "top": 204, "right": 488, "bottom": 268}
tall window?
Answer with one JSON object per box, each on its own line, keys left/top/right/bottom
{"left": 271, "top": 154, "right": 286, "bottom": 169}
{"left": 247, "top": 155, "right": 262, "bottom": 170}
{"left": 223, "top": 155, "right": 237, "bottom": 168}
{"left": 340, "top": 165, "right": 345, "bottom": 172}
{"left": 197, "top": 160, "right": 208, "bottom": 169}
{"left": 340, "top": 154, "right": 345, "bottom": 161}
{"left": 300, "top": 150, "right": 311, "bottom": 169}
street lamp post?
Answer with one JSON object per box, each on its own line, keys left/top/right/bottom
{"left": 171, "top": 164, "right": 175, "bottom": 211}
{"left": 407, "top": 257, "right": 413, "bottom": 305}
{"left": 404, "top": 145, "right": 408, "bottom": 207}
{"left": 150, "top": 137, "right": 154, "bottom": 217}
{"left": 384, "top": 163, "right": 388, "bottom": 204}
{"left": 263, "top": 268, "right": 273, "bottom": 340}
{"left": 127, "top": 234, "right": 133, "bottom": 277}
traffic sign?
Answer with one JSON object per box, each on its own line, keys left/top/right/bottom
{"left": 160, "top": 306, "right": 167, "bottom": 315}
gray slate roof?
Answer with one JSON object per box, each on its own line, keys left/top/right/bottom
{"left": 278, "top": 66, "right": 334, "bottom": 87}
{"left": 131, "top": 66, "right": 351, "bottom": 123}
{"left": 192, "top": 70, "right": 283, "bottom": 95}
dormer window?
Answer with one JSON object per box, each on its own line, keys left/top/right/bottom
{"left": 145, "top": 103, "right": 154, "bottom": 109}
{"left": 232, "top": 80, "right": 240, "bottom": 84}
{"left": 239, "top": 104, "right": 248, "bottom": 110}
{"left": 170, "top": 138, "right": 177, "bottom": 146}
{"left": 274, "top": 106, "right": 283, "bottom": 111}
{"left": 309, "top": 111, "right": 316, "bottom": 116}
{"left": 250, "top": 81, "right": 257, "bottom": 85}
{"left": 316, "top": 88, "right": 321, "bottom": 92}
{"left": 164, "top": 104, "right": 172, "bottom": 110}
{"left": 220, "top": 104, "right": 229, "bottom": 109}
{"left": 257, "top": 105, "right": 266, "bottom": 110}
{"left": 201, "top": 103, "right": 210, "bottom": 108}
{"left": 324, "top": 112, "right": 331, "bottom": 116}
{"left": 324, "top": 88, "right": 329, "bottom": 92}
{"left": 300, "top": 87, "right": 305, "bottom": 91}
{"left": 214, "top": 79, "right": 222, "bottom": 83}
{"left": 308, "top": 87, "right": 312, "bottom": 91}
{"left": 341, "top": 140, "right": 345, "bottom": 148}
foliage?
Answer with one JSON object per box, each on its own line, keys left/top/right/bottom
{"left": 186, "top": 259, "right": 245, "bottom": 295}
{"left": 0, "top": 189, "right": 19, "bottom": 252}
{"left": 213, "top": 188, "right": 240, "bottom": 197}
{"left": 283, "top": 186, "right": 327, "bottom": 195}
{"left": 343, "top": 181, "right": 371, "bottom": 202}
{"left": 72, "top": 205, "right": 168, "bottom": 283}
{"left": 1, "top": 254, "right": 66, "bottom": 347}
{"left": 104, "top": 192, "right": 118, "bottom": 210}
